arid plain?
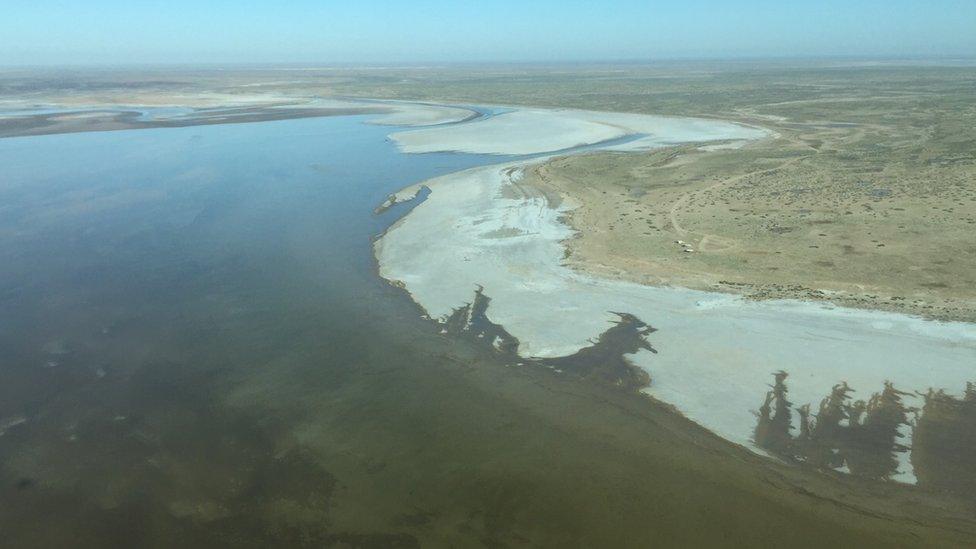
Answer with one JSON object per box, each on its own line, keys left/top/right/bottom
{"left": 330, "top": 63, "right": 976, "bottom": 321}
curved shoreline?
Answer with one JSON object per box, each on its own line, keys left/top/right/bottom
{"left": 389, "top": 105, "right": 768, "bottom": 155}
{"left": 9, "top": 94, "right": 973, "bottom": 485}
{"left": 375, "top": 104, "right": 976, "bottom": 485}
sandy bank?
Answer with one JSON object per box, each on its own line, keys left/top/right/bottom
{"left": 377, "top": 160, "right": 976, "bottom": 484}
{"left": 519, "top": 129, "right": 976, "bottom": 323}
{"left": 376, "top": 106, "right": 976, "bottom": 484}
{"left": 0, "top": 98, "right": 477, "bottom": 139}
{"left": 364, "top": 101, "right": 477, "bottom": 126}
{"left": 390, "top": 107, "right": 767, "bottom": 155}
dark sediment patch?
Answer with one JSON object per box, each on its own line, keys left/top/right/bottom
{"left": 754, "top": 371, "right": 795, "bottom": 457}
{"left": 441, "top": 286, "right": 522, "bottom": 357}
{"left": 536, "top": 312, "right": 654, "bottom": 390}
{"left": 755, "top": 371, "right": 976, "bottom": 489}
{"left": 755, "top": 373, "right": 912, "bottom": 480}
{"left": 912, "top": 384, "right": 976, "bottom": 497}
{"left": 438, "top": 287, "right": 653, "bottom": 391}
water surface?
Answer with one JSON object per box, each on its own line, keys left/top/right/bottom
{"left": 1, "top": 113, "right": 974, "bottom": 547}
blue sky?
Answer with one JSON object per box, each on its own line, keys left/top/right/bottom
{"left": 3, "top": 0, "right": 975, "bottom": 65}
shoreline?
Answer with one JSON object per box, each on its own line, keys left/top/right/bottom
{"left": 0, "top": 98, "right": 479, "bottom": 138}
{"left": 389, "top": 105, "right": 767, "bottom": 155}
{"left": 374, "top": 104, "right": 976, "bottom": 486}
{"left": 521, "top": 148, "right": 976, "bottom": 324}
{"left": 6, "top": 67, "right": 976, "bottom": 544}
{"left": 7, "top": 92, "right": 972, "bottom": 486}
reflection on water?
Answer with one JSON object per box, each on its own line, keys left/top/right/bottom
{"left": 754, "top": 371, "right": 976, "bottom": 491}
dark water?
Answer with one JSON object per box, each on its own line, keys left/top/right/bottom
{"left": 0, "top": 116, "right": 509, "bottom": 546}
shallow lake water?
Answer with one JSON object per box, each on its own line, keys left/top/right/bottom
{"left": 0, "top": 116, "right": 517, "bottom": 545}
{"left": 0, "top": 114, "right": 503, "bottom": 357}
{"left": 1, "top": 113, "right": 974, "bottom": 547}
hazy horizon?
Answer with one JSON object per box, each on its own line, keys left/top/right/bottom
{"left": 3, "top": 0, "right": 975, "bottom": 66}
{"left": 5, "top": 55, "right": 976, "bottom": 72}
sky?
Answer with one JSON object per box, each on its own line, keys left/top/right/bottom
{"left": 2, "top": 0, "right": 975, "bottom": 66}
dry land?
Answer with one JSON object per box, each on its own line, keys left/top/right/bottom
{"left": 328, "top": 62, "right": 976, "bottom": 321}
{"left": 523, "top": 102, "right": 976, "bottom": 321}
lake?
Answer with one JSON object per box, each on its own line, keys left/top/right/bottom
{"left": 1, "top": 112, "right": 973, "bottom": 547}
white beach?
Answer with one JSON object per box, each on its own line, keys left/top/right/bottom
{"left": 365, "top": 100, "right": 477, "bottom": 126}
{"left": 376, "top": 106, "right": 976, "bottom": 483}
{"left": 390, "top": 107, "right": 768, "bottom": 155}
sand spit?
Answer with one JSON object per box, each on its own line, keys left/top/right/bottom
{"left": 364, "top": 101, "right": 477, "bottom": 127}
{"left": 0, "top": 98, "right": 476, "bottom": 139}
{"left": 390, "top": 107, "right": 767, "bottom": 155}
{"left": 377, "top": 108, "right": 976, "bottom": 484}
{"left": 129, "top": 98, "right": 475, "bottom": 128}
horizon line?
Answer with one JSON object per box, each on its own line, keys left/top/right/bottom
{"left": 3, "top": 54, "right": 976, "bottom": 72}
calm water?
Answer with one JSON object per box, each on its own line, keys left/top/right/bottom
{"left": 0, "top": 116, "right": 508, "bottom": 545}
{"left": 0, "top": 115, "right": 505, "bottom": 383}
{"left": 2, "top": 115, "right": 974, "bottom": 548}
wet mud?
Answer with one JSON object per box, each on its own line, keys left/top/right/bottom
{"left": 439, "top": 287, "right": 654, "bottom": 391}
